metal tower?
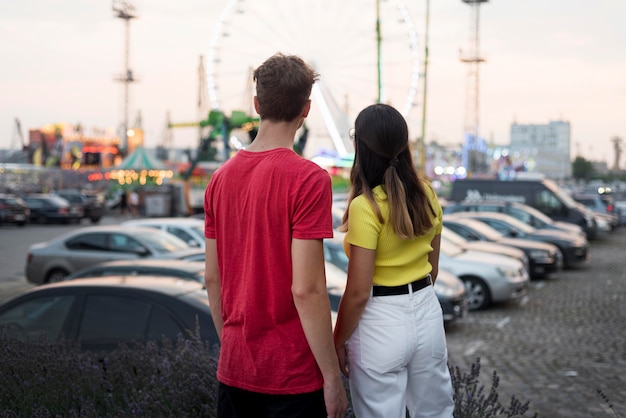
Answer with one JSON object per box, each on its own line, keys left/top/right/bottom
{"left": 612, "top": 136, "right": 623, "bottom": 171}
{"left": 112, "top": 0, "right": 137, "bottom": 157}
{"left": 460, "top": 0, "right": 488, "bottom": 175}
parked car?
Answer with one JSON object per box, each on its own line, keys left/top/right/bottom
{"left": 598, "top": 192, "right": 622, "bottom": 225}
{"left": 0, "top": 193, "right": 30, "bottom": 226}
{"left": 64, "top": 259, "right": 206, "bottom": 283}
{"left": 443, "top": 200, "right": 585, "bottom": 237}
{"left": 25, "top": 225, "right": 201, "bottom": 284}
{"left": 448, "top": 178, "right": 598, "bottom": 239}
{"left": 122, "top": 217, "right": 206, "bottom": 249}
{"left": 572, "top": 193, "right": 620, "bottom": 231}
{"left": 54, "top": 189, "right": 106, "bottom": 224}
{"left": 441, "top": 226, "right": 530, "bottom": 275}
{"left": 431, "top": 270, "right": 469, "bottom": 323}
{"left": 439, "top": 238, "right": 530, "bottom": 311}
{"left": 0, "top": 276, "right": 219, "bottom": 353}
{"left": 448, "top": 212, "right": 590, "bottom": 269}
{"left": 323, "top": 236, "right": 469, "bottom": 323}
{"left": 22, "top": 193, "right": 83, "bottom": 224}
{"left": 444, "top": 215, "right": 563, "bottom": 279}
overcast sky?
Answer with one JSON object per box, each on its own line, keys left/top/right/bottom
{"left": 1, "top": 0, "right": 624, "bottom": 167}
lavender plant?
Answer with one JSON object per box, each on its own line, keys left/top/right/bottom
{"left": 450, "top": 357, "right": 537, "bottom": 418}
{"left": 2, "top": 328, "right": 544, "bottom": 417}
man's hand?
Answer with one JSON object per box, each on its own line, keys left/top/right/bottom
{"left": 324, "top": 375, "right": 348, "bottom": 418}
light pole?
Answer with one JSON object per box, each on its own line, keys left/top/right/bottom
{"left": 418, "top": 0, "right": 431, "bottom": 176}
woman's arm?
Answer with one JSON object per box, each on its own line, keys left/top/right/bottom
{"left": 333, "top": 244, "right": 376, "bottom": 376}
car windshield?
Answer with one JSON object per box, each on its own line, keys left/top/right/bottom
{"left": 513, "top": 204, "right": 554, "bottom": 225}
{"left": 489, "top": 215, "right": 536, "bottom": 233}
{"left": 440, "top": 238, "right": 464, "bottom": 257}
{"left": 134, "top": 230, "right": 190, "bottom": 253}
{"left": 459, "top": 219, "right": 505, "bottom": 241}
{"left": 441, "top": 227, "right": 467, "bottom": 245}
{"left": 191, "top": 224, "right": 205, "bottom": 236}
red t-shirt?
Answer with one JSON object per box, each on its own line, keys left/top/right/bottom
{"left": 204, "top": 148, "right": 334, "bottom": 394}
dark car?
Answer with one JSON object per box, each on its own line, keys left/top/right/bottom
{"left": 572, "top": 193, "right": 620, "bottom": 231}
{"left": 443, "top": 215, "right": 563, "bottom": 279}
{"left": 54, "top": 190, "right": 106, "bottom": 224}
{"left": 0, "top": 277, "right": 219, "bottom": 353}
{"left": 65, "top": 259, "right": 206, "bottom": 283}
{"left": 443, "top": 200, "right": 585, "bottom": 237}
{"left": 0, "top": 194, "right": 30, "bottom": 226}
{"left": 22, "top": 193, "right": 83, "bottom": 224}
{"left": 451, "top": 212, "right": 590, "bottom": 269}
{"left": 25, "top": 225, "right": 202, "bottom": 284}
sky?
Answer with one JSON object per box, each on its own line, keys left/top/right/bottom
{"left": 1, "top": 0, "right": 625, "bottom": 167}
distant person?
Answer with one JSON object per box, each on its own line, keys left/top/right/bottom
{"left": 333, "top": 103, "right": 455, "bottom": 417}
{"left": 129, "top": 190, "right": 139, "bottom": 217}
{"left": 203, "top": 52, "right": 348, "bottom": 418}
{"left": 118, "top": 190, "right": 128, "bottom": 216}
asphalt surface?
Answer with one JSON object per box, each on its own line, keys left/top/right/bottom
{"left": 1, "top": 217, "right": 625, "bottom": 417}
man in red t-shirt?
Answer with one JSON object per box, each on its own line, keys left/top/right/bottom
{"left": 204, "top": 53, "right": 347, "bottom": 418}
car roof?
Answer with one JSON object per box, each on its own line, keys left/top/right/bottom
{"left": 15, "top": 276, "right": 205, "bottom": 298}
{"left": 123, "top": 217, "right": 204, "bottom": 225}
{"left": 85, "top": 259, "right": 205, "bottom": 271}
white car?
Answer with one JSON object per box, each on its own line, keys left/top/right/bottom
{"left": 440, "top": 239, "right": 529, "bottom": 311}
{"left": 122, "top": 217, "right": 206, "bottom": 249}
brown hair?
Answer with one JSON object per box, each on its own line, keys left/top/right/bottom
{"left": 341, "top": 104, "right": 435, "bottom": 239}
{"left": 253, "top": 53, "right": 319, "bottom": 122}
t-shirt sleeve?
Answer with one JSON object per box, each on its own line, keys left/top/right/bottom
{"left": 346, "top": 196, "right": 381, "bottom": 250}
{"left": 292, "top": 169, "right": 333, "bottom": 240}
{"left": 204, "top": 179, "right": 217, "bottom": 239}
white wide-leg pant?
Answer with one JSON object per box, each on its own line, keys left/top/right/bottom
{"left": 346, "top": 284, "right": 454, "bottom": 418}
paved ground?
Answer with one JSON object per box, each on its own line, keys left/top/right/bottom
{"left": 1, "top": 218, "right": 625, "bottom": 417}
{"left": 445, "top": 228, "right": 626, "bottom": 417}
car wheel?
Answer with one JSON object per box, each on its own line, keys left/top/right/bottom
{"left": 461, "top": 276, "right": 491, "bottom": 311}
{"left": 46, "top": 269, "right": 69, "bottom": 283}
{"left": 90, "top": 217, "right": 101, "bottom": 224}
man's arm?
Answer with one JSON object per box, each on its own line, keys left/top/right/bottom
{"left": 205, "top": 238, "right": 223, "bottom": 339}
{"left": 291, "top": 238, "right": 347, "bottom": 418}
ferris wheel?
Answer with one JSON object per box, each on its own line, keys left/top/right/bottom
{"left": 207, "top": 0, "right": 421, "bottom": 156}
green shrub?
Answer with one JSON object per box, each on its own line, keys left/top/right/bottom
{"left": 1, "top": 331, "right": 538, "bottom": 417}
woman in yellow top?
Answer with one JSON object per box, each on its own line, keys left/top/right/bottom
{"left": 334, "top": 103, "right": 454, "bottom": 417}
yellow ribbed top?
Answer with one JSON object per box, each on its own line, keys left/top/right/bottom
{"left": 344, "top": 183, "right": 442, "bottom": 287}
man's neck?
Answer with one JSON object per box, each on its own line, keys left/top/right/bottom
{"left": 245, "top": 119, "right": 302, "bottom": 152}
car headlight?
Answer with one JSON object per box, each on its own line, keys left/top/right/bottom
{"left": 528, "top": 249, "right": 550, "bottom": 259}
{"left": 497, "top": 266, "right": 518, "bottom": 278}
{"left": 434, "top": 280, "right": 462, "bottom": 298}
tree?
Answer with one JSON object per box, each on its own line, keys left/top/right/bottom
{"left": 572, "top": 156, "right": 595, "bottom": 181}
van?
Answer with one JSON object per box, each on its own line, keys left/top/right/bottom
{"left": 448, "top": 178, "right": 598, "bottom": 239}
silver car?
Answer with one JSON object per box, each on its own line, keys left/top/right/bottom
{"left": 121, "top": 217, "right": 206, "bottom": 248}
{"left": 439, "top": 239, "right": 529, "bottom": 311}
{"left": 25, "top": 225, "right": 201, "bottom": 284}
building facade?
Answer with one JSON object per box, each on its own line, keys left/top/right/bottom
{"left": 509, "top": 120, "right": 572, "bottom": 180}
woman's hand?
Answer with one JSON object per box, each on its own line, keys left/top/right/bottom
{"left": 336, "top": 344, "right": 349, "bottom": 378}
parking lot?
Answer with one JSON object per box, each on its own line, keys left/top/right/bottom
{"left": 1, "top": 217, "right": 625, "bottom": 417}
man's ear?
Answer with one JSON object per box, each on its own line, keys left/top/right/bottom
{"left": 254, "top": 96, "right": 260, "bottom": 115}
{"left": 301, "top": 100, "right": 311, "bottom": 118}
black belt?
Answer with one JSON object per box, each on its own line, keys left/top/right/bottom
{"left": 372, "top": 275, "right": 432, "bottom": 297}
